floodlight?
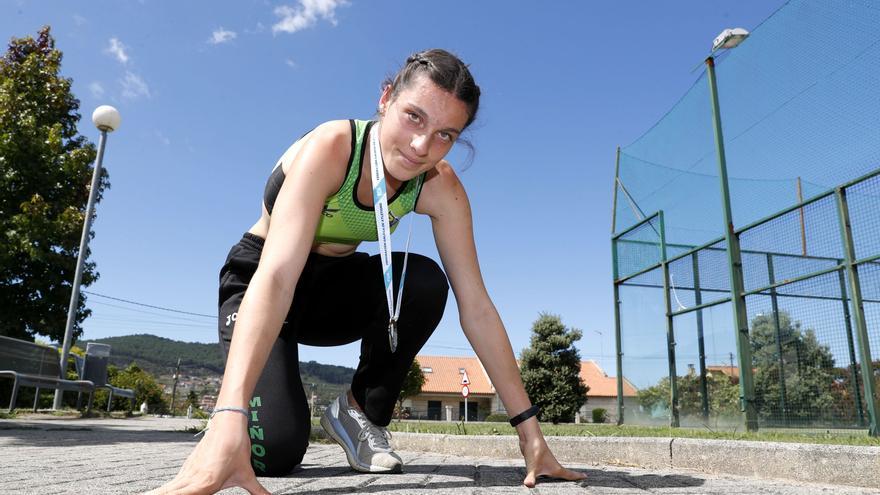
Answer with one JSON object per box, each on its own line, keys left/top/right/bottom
{"left": 712, "top": 28, "right": 750, "bottom": 52}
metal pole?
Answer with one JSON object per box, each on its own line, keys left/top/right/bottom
{"left": 53, "top": 130, "right": 108, "bottom": 410}
{"left": 797, "top": 177, "right": 806, "bottom": 256}
{"left": 612, "top": 233, "right": 626, "bottom": 425}
{"left": 835, "top": 187, "right": 879, "bottom": 436}
{"left": 705, "top": 56, "right": 758, "bottom": 431}
{"left": 659, "top": 211, "right": 680, "bottom": 427}
{"left": 611, "top": 146, "right": 621, "bottom": 234}
{"left": 767, "top": 254, "right": 789, "bottom": 426}
{"left": 692, "top": 252, "right": 710, "bottom": 422}
{"left": 837, "top": 267, "right": 865, "bottom": 426}
{"left": 170, "top": 357, "right": 181, "bottom": 414}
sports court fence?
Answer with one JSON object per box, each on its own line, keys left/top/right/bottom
{"left": 610, "top": 0, "right": 880, "bottom": 435}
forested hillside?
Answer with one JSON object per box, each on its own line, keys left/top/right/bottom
{"left": 78, "top": 334, "right": 356, "bottom": 388}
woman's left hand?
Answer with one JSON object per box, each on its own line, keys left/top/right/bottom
{"left": 520, "top": 436, "right": 588, "bottom": 488}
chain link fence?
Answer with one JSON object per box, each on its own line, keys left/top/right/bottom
{"left": 612, "top": 0, "right": 880, "bottom": 434}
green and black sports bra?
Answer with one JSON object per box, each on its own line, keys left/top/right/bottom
{"left": 263, "top": 119, "right": 425, "bottom": 245}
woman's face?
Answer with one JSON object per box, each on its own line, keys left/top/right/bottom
{"left": 378, "top": 74, "right": 470, "bottom": 181}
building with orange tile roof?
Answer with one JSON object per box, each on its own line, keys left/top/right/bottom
{"left": 407, "top": 356, "right": 495, "bottom": 421}
{"left": 577, "top": 360, "right": 638, "bottom": 423}
{"left": 407, "top": 356, "right": 638, "bottom": 423}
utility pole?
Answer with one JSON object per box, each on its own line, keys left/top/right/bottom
{"left": 308, "top": 383, "right": 317, "bottom": 416}
{"left": 169, "top": 358, "right": 181, "bottom": 414}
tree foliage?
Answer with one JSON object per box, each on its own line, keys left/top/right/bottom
{"left": 637, "top": 311, "right": 840, "bottom": 425}
{"left": 0, "top": 26, "right": 109, "bottom": 342}
{"left": 520, "top": 313, "right": 588, "bottom": 424}
{"left": 397, "top": 359, "right": 425, "bottom": 421}
{"left": 637, "top": 371, "right": 740, "bottom": 419}
{"left": 749, "top": 311, "right": 836, "bottom": 423}
{"left": 109, "top": 363, "right": 169, "bottom": 415}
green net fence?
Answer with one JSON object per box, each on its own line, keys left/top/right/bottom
{"left": 612, "top": 0, "right": 880, "bottom": 433}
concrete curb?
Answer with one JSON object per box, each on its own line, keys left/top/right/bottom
{"left": 385, "top": 432, "right": 880, "bottom": 489}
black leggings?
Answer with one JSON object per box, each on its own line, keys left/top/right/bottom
{"left": 217, "top": 233, "right": 448, "bottom": 476}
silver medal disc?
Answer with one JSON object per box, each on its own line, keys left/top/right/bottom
{"left": 388, "top": 319, "right": 398, "bottom": 353}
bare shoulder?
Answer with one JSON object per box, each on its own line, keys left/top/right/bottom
{"left": 284, "top": 119, "right": 352, "bottom": 189}
{"left": 304, "top": 119, "right": 352, "bottom": 158}
{"left": 416, "top": 160, "right": 470, "bottom": 218}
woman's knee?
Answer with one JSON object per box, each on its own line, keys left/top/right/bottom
{"left": 250, "top": 425, "right": 309, "bottom": 476}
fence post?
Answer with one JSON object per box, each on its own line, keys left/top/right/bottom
{"left": 837, "top": 267, "right": 866, "bottom": 426}
{"left": 659, "top": 211, "right": 680, "bottom": 427}
{"left": 611, "top": 146, "right": 621, "bottom": 235}
{"left": 612, "top": 146, "right": 626, "bottom": 425}
{"left": 766, "top": 254, "right": 789, "bottom": 426}
{"left": 835, "top": 187, "right": 879, "bottom": 436}
{"left": 692, "top": 252, "right": 710, "bottom": 422}
{"left": 705, "top": 56, "right": 758, "bottom": 431}
{"left": 612, "top": 235, "right": 626, "bottom": 425}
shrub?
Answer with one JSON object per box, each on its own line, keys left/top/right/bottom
{"left": 592, "top": 408, "right": 607, "bottom": 424}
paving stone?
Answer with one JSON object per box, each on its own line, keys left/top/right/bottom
{"left": 1, "top": 417, "right": 877, "bottom": 494}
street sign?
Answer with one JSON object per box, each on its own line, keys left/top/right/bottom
{"left": 461, "top": 370, "right": 470, "bottom": 385}
{"left": 461, "top": 385, "right": 470, "bottom": 397}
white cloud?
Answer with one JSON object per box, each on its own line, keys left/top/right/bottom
{"left": 73, "top": 14, "right": 87, "bottom": 26}
{"left": 106, "top": 37, "right": 129, "bottom": 64}
{"left": 120, "top": 71, "right": 150, "bottom": 99}
{"left": 272, "top": 0, "right": 348, "bottom": 35}
{"left": 209, "top": 27, "right": 237, "bottom": 45}
{"left": 285, "top": 58, "right": 297, "bottom": 68}
{"left": 89, "top": 82, "right": 105, "bottom": 98}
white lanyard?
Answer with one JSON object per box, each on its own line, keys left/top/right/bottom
{"left": 369, "top": 123, "right": 413, "bottom": 352}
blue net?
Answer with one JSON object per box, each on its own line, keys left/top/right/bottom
{"left": 613, "top": 1, "right": 880, "bottom": 430}
{"left": 614, "top": 0, "right": 880, "bottom": 246}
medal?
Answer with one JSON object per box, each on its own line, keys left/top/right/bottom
{"left": 369, "top": 123, "right": 414, "bottom": 353}
{"left": 388, "top": 319, "right": 398, "bottom": 352}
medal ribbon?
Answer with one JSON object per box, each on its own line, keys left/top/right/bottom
{"left": 369, "top": 123, "right": 413, "bottom": 352}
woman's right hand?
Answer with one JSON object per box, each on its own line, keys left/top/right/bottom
{"left": 144, "top": 411, "right": 269, "bottom": 495}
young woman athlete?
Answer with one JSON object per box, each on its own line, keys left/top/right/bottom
{"left": 151, "top": 49, "right": 587, "bottom": 494}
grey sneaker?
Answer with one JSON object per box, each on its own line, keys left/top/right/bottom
{"left": 320, "top": 392, "right": 403, "bottom": 473}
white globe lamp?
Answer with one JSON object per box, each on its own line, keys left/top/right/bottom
{"left": 92, "top": 105, "right": 121, "bottom": 132}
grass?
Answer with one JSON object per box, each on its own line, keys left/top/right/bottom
{"left": 375, "top": 420, "right": 880, "bottom": 447}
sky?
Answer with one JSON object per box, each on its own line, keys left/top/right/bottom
{"left": 2, "top": 0, "right": 788, "bottom": 373}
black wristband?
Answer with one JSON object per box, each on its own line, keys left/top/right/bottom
{"left": 509, "top": 405, "right": 540, "bottom": 427}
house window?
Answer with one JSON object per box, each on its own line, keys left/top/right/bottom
{"left": 423, "top": 367, "right": 433, "bottom": 373}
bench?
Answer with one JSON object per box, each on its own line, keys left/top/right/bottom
{"left": 74, "top": 343, "right": 136, "bottom": 412}
{"left": 0, "top": 335, "right": 95, "bottom": 413}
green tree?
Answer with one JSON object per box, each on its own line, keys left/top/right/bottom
{"left": 637, "top": 311, "right": 839, "bottom": 425}
{"left": 186, "top": 390, "right": 199, "bottom": 409}
{"left": 0, "top": 26, "right": 109, "bottom": 342}
{"left": 111, "top": 363, "right": 168, "bottom": 415}
{"left": 397, "top": 359, "right": 425, "bottom": 421}
{"left": 520, "top": 313, "right": 588, "bottom": 424}
{"left": 637, "top": 372, "right": 740, "bottom": 420}
{"left": 750, "top": 311, "right": 836, "bottom": 424}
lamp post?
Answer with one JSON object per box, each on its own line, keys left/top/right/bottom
{"left": 704, "top": 29, "right": 758, "bottom": 431}
{"left": 53, "top": 105, "right": 121, "bottom": 410}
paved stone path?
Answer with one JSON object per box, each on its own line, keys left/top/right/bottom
{"left": 1, "top": 417, "right": 877, "bottom": 494}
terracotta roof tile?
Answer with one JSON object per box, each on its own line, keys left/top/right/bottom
{"left": 415, "top": 355, "right": 638, "bottom": 398}
{"left": 707, "top": 365, "right": 740, "bottom": 378}
{"left": 415, "top": 355, "right": 494, "bottom": 395}
{"left": 579, "top": 360, "right": 638, "bottom": 397}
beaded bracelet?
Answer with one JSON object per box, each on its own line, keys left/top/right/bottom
{"left": 509, "top": 405, "right": 540, "bottom": 427}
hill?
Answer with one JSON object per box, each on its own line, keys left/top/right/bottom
{"left": 78, "top": 334, "right": 356, "bottom": 403}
